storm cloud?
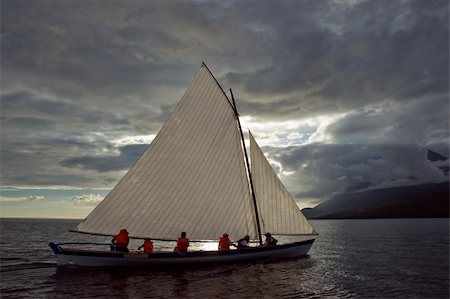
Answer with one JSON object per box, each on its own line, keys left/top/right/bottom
{"left": 270, "top": 143, "right": 447, "bottom": 200}
{"left": 61, "top": 144, "right": 148, "bottom": 172}
{"left": 1, "top": 0, "right": 448, "bottom": 206}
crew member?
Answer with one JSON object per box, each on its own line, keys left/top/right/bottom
{"left": 218, "top": 233, "right": 232, "bottom": 251}
{"left": 112, "top": 229, "right": 130, "bottom": 252}
{"left": 264, "top": 232, "right": 278, "bottom": 246}
{"left": 138, "top": 238, "right": 154, "bottom": 253}
{"left": 175, "top": 232, "right": 189, "bottom": 253}
{"left": 237, "top": 235, "right": 250, "bottom": 249}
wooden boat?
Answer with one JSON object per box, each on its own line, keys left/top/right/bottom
{"left": 49, "top": 63, "right": 317, "bottom": 267}
{"left": 49, "top": 240, "right": 315, "bottom": 267}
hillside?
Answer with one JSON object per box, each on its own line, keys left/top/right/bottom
{"left": 302, "top": 182, "right": 449, "bottom": 219}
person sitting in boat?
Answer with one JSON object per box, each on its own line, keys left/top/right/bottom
{"left": 138, "top": 238, "right": 154, "bottom": 253}
{"left": 111, "top": 229, "right": 129, "bottom": 252}
{"left": 218, "top": 233, "right": 233, "bottom": 251}
{"left": 174, "top": 232, "right": 189, "bottom": 253}
{"left": 264, "top": 232, "right": 278, "bottom": 246}
{"left": 237, "top": 235, "right": 250, "bottom": 249}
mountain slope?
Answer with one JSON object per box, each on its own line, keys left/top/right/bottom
{"left": 302, "top": 182, "right": 449, "bottom": 219}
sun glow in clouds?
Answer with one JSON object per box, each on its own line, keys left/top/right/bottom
{"left": 112, "top": 134, "right": 156, "bottom": 147}
{"left": 240, "top": 114, "right": 341, "bottom": 147}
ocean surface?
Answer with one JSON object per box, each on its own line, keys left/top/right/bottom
{"left": 0, "top": 218, "right": 448, "bottom": 298}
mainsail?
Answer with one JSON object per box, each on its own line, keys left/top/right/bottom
{"left": 73, "top": 63, "right": 315, "bottom": 243}
{"left": 250, "top": 132, "right": 315, "bottom": 235}
{"left": 74, "top": 64, "right": 258, "bottom": 241}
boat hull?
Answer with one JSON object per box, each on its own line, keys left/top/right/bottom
{"left": 49, "top": 239, "right": 315, "bottom": 267}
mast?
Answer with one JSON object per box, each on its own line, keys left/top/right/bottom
{"left": 230, "top": 88, "right": 263, "bottom": 246}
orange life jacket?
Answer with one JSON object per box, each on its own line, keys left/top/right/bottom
{"left": 219, "top": 237, "right": 231, "bottom": 251}
{"left": 115, "top": 231, "right": 129, "bottom": 246}
{"left": 143, "top": 240, "right": 153, "bottom": 253}
{"left": 177, "top": 237, "right": 189, "bottom": 252}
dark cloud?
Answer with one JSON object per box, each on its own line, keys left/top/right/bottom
{"left": 1, "top": 0, "right": 448, "bottom": 204}
{"left": 319, "top": 96, "right": 448, "bottom": 146}
{"left": 266, "top": 142, "right": 448, "bottom": 201}
{"left": 61, "top": 144, "right": 148, "bottom": 172}
{"left": 223, "top": 0, "right": 448, "bottom": 120}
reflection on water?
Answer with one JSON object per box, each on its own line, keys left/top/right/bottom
{"left": 192, "top": 242, "right": 218, "bottom": 252}
{"left": 1, "top": 218, "right": 448, "bottom": 298}
{"left": 50, "top": 257, "right": 319, "bottom": 298}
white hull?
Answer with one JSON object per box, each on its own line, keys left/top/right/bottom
{"left": 49, "top": 239, "right": 315, "bottom": 267}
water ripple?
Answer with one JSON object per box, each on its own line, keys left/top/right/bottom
{"left": 0, "top": 218, "right": 448, "bottom": 298}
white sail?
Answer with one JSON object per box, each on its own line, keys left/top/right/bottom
{"left": 249, "top": 132, "right": 315, "bottom": 235}
{"left": 74, "top": 64, "right": 258, "bottom": 241}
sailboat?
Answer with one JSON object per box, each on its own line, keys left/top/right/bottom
{"left": 49, "top": 62, "right": 317, "bottom": 267}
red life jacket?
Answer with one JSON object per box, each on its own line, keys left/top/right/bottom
{"left": 115, "top": 231, "right": 129, "bottom": 246}
{"left": 219, "top": 237, "right": 231, "bottom": 251}
{"left": 177, "top": 237, "right": 189, "bottom": 252}
{"left": 143, "top": 240, "right": 153, "bottom": 253}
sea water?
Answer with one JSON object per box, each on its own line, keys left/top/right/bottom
{"left": 0, "top": 218, "right": 448, "bottom": 298}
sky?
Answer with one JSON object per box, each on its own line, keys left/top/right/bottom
{"left": 1, "top": 0, "right": 449, "bottom": 219}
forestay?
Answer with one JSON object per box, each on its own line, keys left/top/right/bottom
{"left": 73, "top": 65, "right": 258, "bottom": 241}
{"left": 249, "top": 132, "right": 315, "bottom": 235}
